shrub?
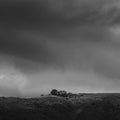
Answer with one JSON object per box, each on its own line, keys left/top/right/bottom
{"left": 50, "top": 89, "right": 58, "bottom": 96}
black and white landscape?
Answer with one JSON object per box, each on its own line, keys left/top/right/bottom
{"left": 0, "top": 0, "right": 120, "bottom": 119}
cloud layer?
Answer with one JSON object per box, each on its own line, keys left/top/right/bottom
{"left": 0, "top": 0, "right": 120, "bottom": 96}
{"left": 0, "top": 55, "right": 27, "bottom": 96}
{"left": 0, "top": 0, "right": 119, "bottom": 27}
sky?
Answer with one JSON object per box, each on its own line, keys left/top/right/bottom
{"left": 0, "top": 0, "right": 120, "bottom": 96}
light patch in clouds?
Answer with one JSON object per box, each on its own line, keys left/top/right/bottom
{"left": 0, "top": 57, "right": 28, "bottom": 96}
{"left": 0, "top": 70, "right": 27, "bottom": 90}
{"left": 110, "top": 26, "right": 120, "bottom": 38}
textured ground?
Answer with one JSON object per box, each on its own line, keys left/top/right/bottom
{"left": 0, "top": 94, "right": 120, "bottom": 120}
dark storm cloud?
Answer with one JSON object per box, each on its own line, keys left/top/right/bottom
{"left": 0, "top": 0, "right": 119, "bottom": 28}
{"left": 0, "top": 0, "right": 67, "bottom": 27}
{"left": 0, "top": 25, "right": 57, "bottom": 64}
{"left": 0, "top": 0, "right": 120, "bottom": 96}
{"left": 0, "top": 0, "right": 118, "bottom": 69}
{"left": 0, "top": 0, "right": 118, "bottom": 67}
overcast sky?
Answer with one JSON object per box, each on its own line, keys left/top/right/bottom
{"left": 0, "top": 0, "right": 120, "bottom": 97}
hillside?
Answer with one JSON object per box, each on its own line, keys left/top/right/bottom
{"left": 0, "top": 94, "right": 120, "bottom": 120}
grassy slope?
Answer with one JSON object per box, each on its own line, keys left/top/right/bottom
{"left": 0, "top": 94, "right": 120, "bottom": 120}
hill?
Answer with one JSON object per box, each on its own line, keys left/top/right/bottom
{"left": 0, "top": 94, "right": 120, "bottom": 120}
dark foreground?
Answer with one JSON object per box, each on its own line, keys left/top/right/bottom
{"left": 0, "top": 93, "right": 120, "bottom": 120}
